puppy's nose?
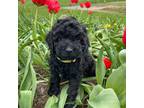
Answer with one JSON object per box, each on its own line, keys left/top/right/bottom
{"left": 65, "top": 47, "right": 73, "bottom": 52}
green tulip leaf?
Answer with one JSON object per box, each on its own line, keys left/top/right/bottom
{"left": 19, "top": 90, "right": 32, "bottom": 108}
{"left": 88, "top": 85, "right": 120, "bottom": 108}
{"left": 119, "top": 49, "right": 126, "bottom": 64}
{"left": 96, "top": 49, "right": 106, "bottom": 85}
{"left": 44, "top": 95, "right": 58, "bottom": 108}
{"left": 58, "top": 85, "right": 68, "bottom": 108}
{"left": 106, "top": 64, "right": 126, "bottom": 108}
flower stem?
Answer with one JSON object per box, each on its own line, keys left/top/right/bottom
{"left": 33, "top": 6, "right": 38, "bottom": 39}
{"left": 50, "top": 13, "right": 54, "bottom": 28}
{"left": 32, "top": 7, "right": 44, "bottom": 61}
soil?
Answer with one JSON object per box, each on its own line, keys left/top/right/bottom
{"left": 33, "top": 82, "right": 49, "bottom": 108}
{"left": 33, "top": 65, "right": 49, "bottom": 108}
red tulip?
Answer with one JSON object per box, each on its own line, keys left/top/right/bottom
{"left": 46, "top": 0, "right": 61, "bottom": 14}
{"left": 88, "top": 10, "right": 93, "bottom": 15}
{"left": 32, "top": 0, "right": 46, "bottom": 6}
{"left": 71, "top": 0, "right": 79, "bottom": 4}
{"left": 80, "top": 3, "right": 84, "bottom": 8}
{"left": 21, "top": 0, "right": 26, "bottom": 4}
{"left": 84, "top": 1, "right": 91, "bottom": 8}
{"left": 122, "top": 27, "right": 126, "bottom": 46}
{"left": 103, "top": 57, "right": 112, "bottom": 69}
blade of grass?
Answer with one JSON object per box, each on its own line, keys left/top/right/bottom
{"left": 20, "top": 46, "right": 32, "bottom": 90}
{"left": 96, "top": 48, "right": 106, "bottom": 85}
{"left": 30, "top": 64, "right": 37, "bottom": 101}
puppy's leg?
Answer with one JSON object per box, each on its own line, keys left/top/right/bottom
{"left": 48, "top": 64, "right": 60, "bottom": 96}
{"left": 64, "top": 71, "right": 81, "bottom": 108}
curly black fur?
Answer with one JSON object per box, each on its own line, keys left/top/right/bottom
{"left": 46, "top": 16, "right": 96, "bottom": 108}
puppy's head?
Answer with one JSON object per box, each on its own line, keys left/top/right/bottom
{"left": 46, "top": 16, "right": 90, "bottom": 61}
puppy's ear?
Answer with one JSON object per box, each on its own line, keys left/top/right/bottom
{"left": 46, "top": 31, "right": 54, "bottom": 53}
{"left": 82, "top": 24, "right": 87, "bottom": 34}
{"left": 81, "top": 24, "right": 90, "bottom": 52}
{"left": 81, "top": 24, "right": 90, "bottom": 46}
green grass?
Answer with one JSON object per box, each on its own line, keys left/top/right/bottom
{"left": 19, "top": 7, "right": 125, "bottom": 31}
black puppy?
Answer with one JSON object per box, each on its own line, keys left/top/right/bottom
{"left": 46, "top": 16, "right": 95, "bottom": 108}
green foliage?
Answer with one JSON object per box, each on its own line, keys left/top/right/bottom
{"left": 81, "top": 83, "right": 93, "bottom": 95}
{"left": 76, "top": 86, "right": 84, "bottom": 105}
{"left": 44, "top": 95, "right": 59, "bottom": 108}
{"left": 119, "top": 49, "right": 126, "bottom": 64}
{"left": 19, "top": 90, "right": 33, "bottom": 108}
{"left": 20, "top": 47, "right": 32, "bottom": 90}
{"left": 58, "top": 85, "right": 69, "bottom": 108}
{"left": 106, "top": 59, "right": 126, "bottom": 108}
{"left": 88, "top": 85, "right": 120, "bottom": 108}
{"left": 96, "top": 49, "right": 106, "bottom": 85}
{"left": 19, "top": 47, "right": 37, "bottom": 108}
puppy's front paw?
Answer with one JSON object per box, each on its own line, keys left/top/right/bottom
{"left": 48, "top": 85, "right": 60, "bottom": 96}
